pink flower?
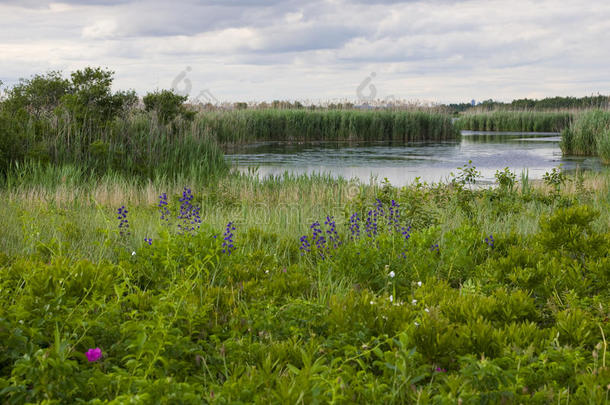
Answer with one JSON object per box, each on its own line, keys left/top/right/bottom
{"left": 86, "top": 347, "right": 102, "bottom": 362}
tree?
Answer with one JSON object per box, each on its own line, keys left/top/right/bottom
{"left": 143, "top": 90, "right": 194, "bottom": 124}
{"left": 61, "top": 67, "right": 137, "bottom": 128}
{"left": 2, "top": 71, "right": 70, "bottom": 118}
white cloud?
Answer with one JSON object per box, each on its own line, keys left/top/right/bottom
{"left": 1, "top": 0, "right": 609, "bottom": 103}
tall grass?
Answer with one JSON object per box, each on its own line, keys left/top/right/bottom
{"left": 561, "top": 110, "right": 610, "bottom": 164}
{"left": 456, "top": 111, "right": 572, "bottom": 132}
{"left": 0, "top": 111, "right": 228, "bottom": 181}
{"left": 196, "top": 109, "right": 459, "bottom": 144}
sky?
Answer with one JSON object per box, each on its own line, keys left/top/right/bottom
{"left": 1, "top": 0, "right": 609, "bottom": 104}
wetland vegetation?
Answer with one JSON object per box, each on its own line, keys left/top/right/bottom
{"left": 1, "top": 68, "right": 609, "bottom": 403}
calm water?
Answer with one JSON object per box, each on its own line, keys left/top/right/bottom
{"left": 225, "top": 131, "right": 604, "bottom": 186}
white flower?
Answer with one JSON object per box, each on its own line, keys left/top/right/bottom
{"left": 414, "top": 321, "right": 420, "bottom": 326}
{"left": 265, "top": 270, "right": 269, "bottom": 274}
{"left": 370, "top": 300, "right": 375, "bottom": 305}
{"left": 389, "top": 271, "right": 395, "bottom": 278}
{"left": 424, "top": 308, "right": 430, "bottom": 313}
{"left": 417, "top": 281, "right": 422, "bottom": 287}
{"left": 412, "top": 299, "right": 417, "bottom": 305}
{"left": 131, "top": 251, "right": 136, "bottom": 256}
{"left": 389, "top": 295, "right": 394, "bottom": 303}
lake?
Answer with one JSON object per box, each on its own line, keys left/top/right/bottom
{"left": 225, "top": 131, "right": 603, "bottom": 186}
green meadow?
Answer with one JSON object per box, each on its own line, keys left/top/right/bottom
{"left": 1, "top": 68, "right": 610, "bottom": 403}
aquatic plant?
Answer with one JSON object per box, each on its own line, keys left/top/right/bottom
{"left": 561, "top": 110, "right": 610, "bottom": 164}
{"left": 456, "top": 111, "right": 572, "bottom": 132}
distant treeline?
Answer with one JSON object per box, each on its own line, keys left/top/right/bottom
{"left": 448, "top": 95, "right": 610, "bottom": 114}
{"left": 456, "top": 111, "right": 573, "bottom": 133}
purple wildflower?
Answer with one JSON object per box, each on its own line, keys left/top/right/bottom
{"left": 86, "top": 348, "right": 102, "bottom": 362}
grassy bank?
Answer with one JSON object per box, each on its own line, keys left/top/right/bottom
{"left": 1, "top": 167, "right": 610, "bottom": 403}
{"left": 197, "top": 109, "right": 459, "bottom": 144}
{"left": 456, "top": 111, "right": 573, "bottom": 132}
{"left": 561, "top": 110, "right": 610, "bottom": 164}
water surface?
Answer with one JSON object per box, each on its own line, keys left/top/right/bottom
{"left": 225, "top": 131, "right": 603, "bottom": 186}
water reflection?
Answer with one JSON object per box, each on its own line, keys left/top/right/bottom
{"left": 225, "top": 131, "right": 603, "bottom": 186}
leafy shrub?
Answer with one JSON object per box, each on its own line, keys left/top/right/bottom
{"left": 143, "top": 90, "right": 195, "bottom": 125}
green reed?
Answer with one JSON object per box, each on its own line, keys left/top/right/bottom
{"left": 456, "top": 111, "right": 573, "bottom": 132}
{"left": 0, "top": 111, "right": 228, "bottom": 182}
{"left": 195, "top": 109, "right": 459, "bottom": 144}
{"left": 561, "top": 110, "right": 610, "bottom": 164}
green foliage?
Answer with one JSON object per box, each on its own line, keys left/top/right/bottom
{"left": 561, "top": 109, "right": 610, "bottom": 163}
{"left": 542, "top": 165, "right": 567, "bottom": 196}
{"left": 2, "top": 71, "right": 70, "bottom": 118}
{"left": 456, "top": 111, "right": 572, "bottom": 132}
{"left": 197, "top": 109, "right": 460, "bottom": 144}
{"left": 143, "top": 90, "right": 193, "bottom": 125}
{"left": 538, "top": 205, "right": 605, "bottom": 259}
{"left": 451, "top": 160, "right": 481, "bottom": 189}
{"left": 1, "top": 162, "right": 610, "bottom": 402}
{"left": 495, "top": 167, "right": 516, "bottom": 192}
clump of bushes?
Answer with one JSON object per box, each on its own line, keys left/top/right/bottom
{"left": 0, "top": 68, "right": 225, "bottom": 180}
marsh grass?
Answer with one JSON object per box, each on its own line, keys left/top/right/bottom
{"left": 197, "top": 109, "right": 459, "bottom": 144}
{"left": 3, "top": 164, "right": 609, "bottom": 262}
{"left": 457, "top": 111, "right": 572, "bottom": 132}
{"left": 560, "top": 110, "right": 610, "bottom": 163}
{"left": 0, "top": 111, "right": 228, "bottom": 180}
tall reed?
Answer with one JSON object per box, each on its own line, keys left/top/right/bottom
{"left": 560, "top": 110, "right": 610, "bottom": 164}
{"left": 0, "top": 111, "right": 228, "bottom": 182}
{"left": 195, "top": 109, "right": 459, "bottom": 144}
{"left": 456, "top": 111, "right": 572, "bottom": 132}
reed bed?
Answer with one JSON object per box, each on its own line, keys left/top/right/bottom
{"left": 456, "top": 111, "right": 573, "bottom": 132}
{"left": 196, "top": 109, "right": 459, "bottom": 144}
{"left": 0, "top": 112, "right": 228, "bottom": 181}
{"left": 561, "top": 110, "right": 610, "bottom": 164}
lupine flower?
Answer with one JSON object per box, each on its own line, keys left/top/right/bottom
{"left": 484, "top": 234, "right": 495, "bottom": 248}
{"left": 430, "top": 243, "right": 440, "bottom": 253}
{"left": 365, "top": 208, "right": 379, "bottom": 238}
{"left": 117, "top": 206, "right": 130, "bottom": 236}
{"left": 299, "top": 235, "right": 311, "bottom": 254}
{"left": 325, "top": 216, "right": 341, "bottom": 249}
{"left": 349, "top": 213, "right": 361, "bottom": 241}
{"left": 222, "top": 222, "right": 236, "bottom": 254}
{"left": 144, "top": 238, "right": 152, "bottom": 246}
{"left": 86, "top": 348, "right": 102, "bottom": 362}
{"left": 158, "top": 193, "right": 170, "bottom": 223}
{"left": 177, "top": 187, "right": 202, "bottom": 234}
{"left": 388, "top": 200, "right": 401, "bottom": 232}
{"left": 310, "top": 221, "right": 323, "bottom": 244}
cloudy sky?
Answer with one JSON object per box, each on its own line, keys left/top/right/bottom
{"left": 1, "top": 0, "right": 609, "bottom": 104}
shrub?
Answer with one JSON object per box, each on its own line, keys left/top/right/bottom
{"left": 143, "top": 90, "right": 194, "bottom": 124}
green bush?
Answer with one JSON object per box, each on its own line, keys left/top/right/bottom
{"left": 143, "top": 90, "right": 194, "bottom": 125}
